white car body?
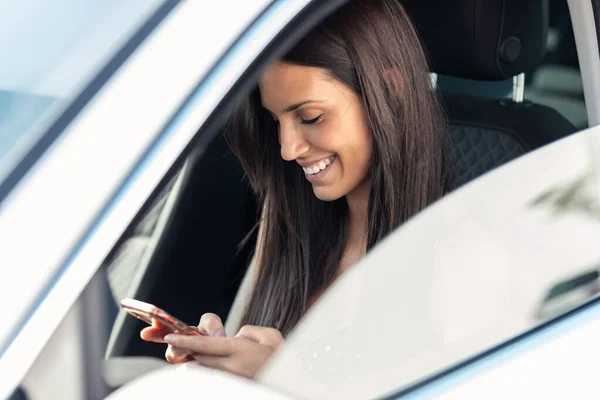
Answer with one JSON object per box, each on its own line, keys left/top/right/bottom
{"left": 260, "top": 126, "right": 600, "bottom": 399}
{"left": 0, "top": 0, "right": 599, "bottom": 399}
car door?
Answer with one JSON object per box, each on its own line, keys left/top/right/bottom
{"left": 260, "top": 103, "right": 600, "bottom": 400}
{"left": 8, "top": 0, "right": 599, "bottom": 399}
{"left": 0, "top": 0, "right": 349, "bottom": 398}
{"left": 258, "top": 1, "right": 600, "bottom": 399}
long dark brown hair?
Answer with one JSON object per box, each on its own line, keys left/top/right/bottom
{"left": 224, "top": 0, "right": 454, "bottom": 336}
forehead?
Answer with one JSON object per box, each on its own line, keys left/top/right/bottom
{"left": 258, "top": 61, "right": 330, "bottom": 109}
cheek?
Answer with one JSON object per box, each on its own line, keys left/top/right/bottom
{"left": 342, "top": 123, "right": 373, "bottom": 176}
{"left": 307, "top": 113, "right": 372, "bottom": 185}
{"left": 347, "top": 140, "right": 373, "bottom": 189}
{"left": 353, "top": 110, "right": 373, "bottom": 169}
{"left": 308, "top": 114, "right": 372, "bottom": 153}
{"left": 328, "top": 129, "right": 372, "bottom": 196}
{"left": 305, "top": 120, "right": 336, "bottom": 149}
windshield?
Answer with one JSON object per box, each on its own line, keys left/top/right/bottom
{"left": 259, "top": 128, "right": 600, "bottom": 400}
{"left": 0, "top": 0, "right": 166, "bottom": 185}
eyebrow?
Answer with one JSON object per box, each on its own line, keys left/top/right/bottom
{"left": 282, "top": 100, "right": 325, "bottom": 114}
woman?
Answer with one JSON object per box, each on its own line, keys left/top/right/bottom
{"left": 142, "top": 0, "right": 454, "bottom": 378}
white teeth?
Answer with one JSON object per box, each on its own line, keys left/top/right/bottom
{"left": 305, "top": 166, "right": 317, "bottom": 175}
{"left": 302, "top": 156, "right": 335, "bottom": 175}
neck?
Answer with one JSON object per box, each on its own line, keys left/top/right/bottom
{"left": 345, "top": 181, "right": 370, "bottom": 249}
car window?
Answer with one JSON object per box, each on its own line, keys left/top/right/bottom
{"left": 104, "top": 163, "right": 189, "bottom": 356}
{"left": 105, "top": 132, "right": 259, "bottom": 360}
{"left": 104, "top": 170, "right": 181, "bottom": 308}
{"left": 0, "top": 0, "right": 166, "bottom": 185}
{"left": 525, "top": 0, "right": 587, "bottom": 129}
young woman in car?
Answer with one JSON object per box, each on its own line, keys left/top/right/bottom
{"left": 141, "top": 0, "right": 454, "bottom": 378}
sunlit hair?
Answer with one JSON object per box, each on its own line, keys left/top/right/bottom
{"left": 225, "top": 0, "right": 454, "bottom": 336}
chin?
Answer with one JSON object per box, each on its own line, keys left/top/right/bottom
{"left": 312, "top": 186, "right": 345, "bottom": 202}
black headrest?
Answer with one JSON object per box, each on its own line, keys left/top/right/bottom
{"left": 403, "top": 0, "right": 549, "bottom": 81}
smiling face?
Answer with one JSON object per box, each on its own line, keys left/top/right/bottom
{"left": 258, "top": 61, "right": 373, "bottom": 201}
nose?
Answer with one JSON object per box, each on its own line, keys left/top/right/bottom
{"left": 279, "top": 122, "right": 310, "bottom": 161}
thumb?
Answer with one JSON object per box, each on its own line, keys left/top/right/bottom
{"left": 166, "top": 345, "right": 192, "bottom": 364}
{"left": 140, "top": 319, "right": 173, "bottom": 342}
{"left": 235, "top": 325, "right": 283, "bottom": 348}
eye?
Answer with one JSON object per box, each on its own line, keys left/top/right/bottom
{"left": 301, "top": 114, "right": 323, "bottom": 125}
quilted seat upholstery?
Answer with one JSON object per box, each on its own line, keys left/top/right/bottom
{"left": 442, "top": 93, "right": 578, "bottom": 188}
{"left": 403, "top": 0, "right": 579, "bottom": 188}
{"left": 449, "top": 124, "right": 527, "bottom": 187}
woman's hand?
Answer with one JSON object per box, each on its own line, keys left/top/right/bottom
{"left": 140, "top": 313, "right": 226, "bottom": 363}
{"left": 163, "top": 325, "right": 284, "bottom": 378}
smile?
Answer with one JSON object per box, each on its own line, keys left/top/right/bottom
{"left": 302, "top": 156, "right": 336, "bottom": 175}
{"left": 302, "top": 155, "right": 336, "bottom": 182}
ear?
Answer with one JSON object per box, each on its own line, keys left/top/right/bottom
{"left": 384, "top": 68, "right": 405, "bottom": 95}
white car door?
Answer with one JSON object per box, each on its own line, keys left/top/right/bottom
{"left": 0, "top": 0, "right": 348, "bottom": 398}
{"left": 260, "top": 0, "right": 600, "bottom": 397}
{"left": 0, "top": 0, "right": 274, "bottom": 398}
{"left": 260, "top": 117, "right": 600, "bottom": 400}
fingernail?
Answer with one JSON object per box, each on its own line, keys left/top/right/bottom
{"left": 215, "top": 330, "right": 226, "bottom": 337}
{"left": 163, "top": 334, "right": 175, "bottom": 343}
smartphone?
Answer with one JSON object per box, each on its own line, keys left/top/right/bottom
{"left": 120, "top": 298, "right": 203, "bottom": 336}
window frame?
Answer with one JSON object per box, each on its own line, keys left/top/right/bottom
{"left": 2, "top": 0, "right": 355, "bottom": 397}
{"left": 0, "top": 0, "right": 308, "bottom": 396}
{"left": 568, "top": 0, "right": 600, "bottom": 126}
{"left": 0, "top": 0, "right": 182, "bottom": 203}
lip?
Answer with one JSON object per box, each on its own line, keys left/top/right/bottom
{"left": 297, "top": 155, "right": 336, "bottom": 168}
{"left": 304, "top": 156, "right": 336, "bottom": 183}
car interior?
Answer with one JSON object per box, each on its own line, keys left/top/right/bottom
{"left": 13, "top": 0, "right": 588, "bottom": 398}
{"left": 101, "top": 0, "right": 583, "bottom": 372}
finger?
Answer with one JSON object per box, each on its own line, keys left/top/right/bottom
{"left": 165, "top": 345, "right": 192, "bottom": 364}
{"left": 163, "top": 334, "right": 233, "bottom": 356}
{"left": 140, "top": 320, "right": 172, "bottom": 342}
{"left": 198, "top": 313, "right": 226, "bottom": 337}
{"left": 235, "top": 325, "right": 263, "bottom": 342}
{"left": 189, "top": 354, "right": 229, "bottom": 371}
{"left": 236, "top": 325, "right": 282, "bottom": 347}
